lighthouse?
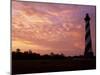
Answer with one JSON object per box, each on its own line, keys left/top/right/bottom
{"left": 84, "top": 13, "right": 94, "bottom": 57}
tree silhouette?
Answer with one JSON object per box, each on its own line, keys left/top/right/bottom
{"left": 12, "top": 48, "right": 68, "bottom": 60}
{"left": 16, "top": 48, "right": 21, "bottom": 53}
{"left": 12, "top": 48, "right": 95, "bottom": 60}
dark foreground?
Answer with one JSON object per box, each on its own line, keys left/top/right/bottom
{"left": 12, "top": 58, "right": 96, "bottom": 74}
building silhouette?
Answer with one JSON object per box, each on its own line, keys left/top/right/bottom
{"left": 84, "top": 13, "right": 94, "bottom": 57}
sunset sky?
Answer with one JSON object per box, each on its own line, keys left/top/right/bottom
{"left": 12, "top": 1, "right": 96, "bottom": 56}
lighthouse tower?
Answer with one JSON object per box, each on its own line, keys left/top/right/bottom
{"left": 84, "top": 13, "right": 94, "bottom": 57}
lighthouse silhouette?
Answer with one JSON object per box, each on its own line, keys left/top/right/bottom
{"left": 84, "top": 13, "right": 94, "bottom": 57}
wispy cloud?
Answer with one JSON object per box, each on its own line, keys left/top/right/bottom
{"left": 12, "top": 1, "right": 96, "bottom": 56}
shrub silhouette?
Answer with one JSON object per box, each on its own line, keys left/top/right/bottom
{"left": 12, "top": 48, "right": 67, "bottom": 60}
{"left": 12, "top": 48, "right": 96, "bottom": 60}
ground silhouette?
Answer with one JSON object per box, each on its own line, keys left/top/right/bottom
{"left": 12, "top": 48, "right": 96, "bottom": 74}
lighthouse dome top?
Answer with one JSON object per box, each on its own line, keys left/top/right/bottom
{"left": 84, "top": 13, "right": 90, "bottom": 21}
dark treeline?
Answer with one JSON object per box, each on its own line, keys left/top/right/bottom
{"left": 12, "top": 48, "right": 67, "bottom": 60}
{"left": 12, "top": 48, "right": 95, "bottom": 60}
